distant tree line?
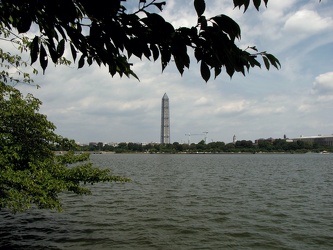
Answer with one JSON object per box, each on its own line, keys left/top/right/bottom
{"left": 55, "top": 139, "right": 333, "bottom": 154}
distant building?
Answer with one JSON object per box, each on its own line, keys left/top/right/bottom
{"left": 293, "top": 135, "right": 333, "bottom": 147}
{"left": 160, "top": 93, "right": 170, "bottom": 144}
{"left": 254, "top": 134, "right": 333, "bottom": 147}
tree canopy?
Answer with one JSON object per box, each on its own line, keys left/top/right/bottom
{"left": 0, "top": 0, "right": 280, "bottom": 83}
{"left": 0, "top": 83, "right": 129, "bottom": 213}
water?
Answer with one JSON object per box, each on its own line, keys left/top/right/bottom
{"left": 1, "top": 153, "right": 333, "bottom": 249}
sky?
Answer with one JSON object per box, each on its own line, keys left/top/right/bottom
{"left": 11, "top": 0, "right": 333, "bottom": 145}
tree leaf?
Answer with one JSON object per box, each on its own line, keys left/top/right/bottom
{"left": 39, "top": 44, "right": 48, "bottom": 74}
{"left": 47, "top": 41, "right": 59, "bottom": 64}
{"left": 78, "top": 55, "right": 85, "bottom": 69}
{"left": 149, "top": 44, "right": 159, "bottom": 61}
{"left": 253, "top": 0, "right": 261, "bottom": 11}
{"left": 194, "top": 48, "right": 203, "bottom": 62}
{"left": 55, "top": 24, "right": 67, "bottom": 39}
{"left": 200, "top": 61, "right": 210, "bottom": 82}
{"left": 159, "top": 45, "right": 171, "bottom": 72}
{"left": 249, "top": 56, "right": 261, "bottom": 68}
{"left": 214, "top": 67, "right": 221, "bottom": 79}
{"left": 175, "top": 56, "right": 185, "bottom": 75}
{"left": 198, "top": 16, "right": 207, "bottom": 30}
{"left": 70, "top": 43, "right": 77, "bottom": 62}
{"left": 244, "top": 0, "right": 250, "bottom": 12}
{"left": 153, "top": 2, "right": 166, "bottom": 11}
{"left": 194, "top": 0, "right": 206, "bottom": 17}
{"left": 17, "top": 13, "right": 32, "bottom": 33}
{"left": 226, "top": 64, "right": 235, "bottom": 78}
{"left": 87, "top": 56, "right": 93, "bottom": 65}
{"left": 212, "top": 15, "right": 241, "bottom": 41}
{"left": 265, "top": 53, "right": 281, "bottom": 69}
{"left": 30, "top": 36, "right": 39, "bottom": 65}
{"left": 108, "top": 60, "right": 117, "bottom": 77}
{"left": 263, "top": 56, "right": 270, "bottom": 70}
{"left": 57, "top": 39, "right": 65, "bottom": 58}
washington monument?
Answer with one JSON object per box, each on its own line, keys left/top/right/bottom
{"left": 161, "top": 93, "right": 170, "bottom": 144}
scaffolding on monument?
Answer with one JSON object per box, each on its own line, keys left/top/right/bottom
{"left": 160, "top": 93, "right": 170, "bottom": 144}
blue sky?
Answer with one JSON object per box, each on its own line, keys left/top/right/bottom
{"left": 14, "top": 0, "right": 333, "bottom": 144}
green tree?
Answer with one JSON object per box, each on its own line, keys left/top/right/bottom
{"left": 225, "top": 143, "right": 236, "bottom": 152}
{"left": 235, "top": 140, "right": 253, "bottom": 148}
{"left": 103, "top": 144, "right": 115, "bottom": 152}
{"left": 0, "top": 83, "right": 129, "bottom": 213}
{"left": 257, "top": 140, "right": 273, "bottom": 151}
{"left": 207, "top": 141, "right": 225, "bottom": 152}
{"left": 173, "top": 142, "right": 185, "bottom": 152}
{"left": 0, "top": 0, "right": 280, "bottom": 83}
{"left": 196, "top": 140, "right": 206, "bottom": 151}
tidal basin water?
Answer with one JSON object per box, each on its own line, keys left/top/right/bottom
{"left": 1, "top": 153, "right": 333, "bottom": 249}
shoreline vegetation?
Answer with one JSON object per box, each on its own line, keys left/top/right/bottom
{"left": 54, "top": 139, "right": 332, "bottom": 155}
{"left": 56, "top": 151, "right": 330, "bottom": 155}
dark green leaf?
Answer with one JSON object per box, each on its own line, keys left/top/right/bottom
{"left": 150, "top": 44, "right": 159, "bottom": 61}
{"left": 253, "top": 0, "right": 261, "bottom": 11}
{"left": 226, "top": 65, "right": 235, "bottom": 78}
{"left": 233, "top": 0, "right": 241, "bottom": 8}
{"left": 90, "top": 21, "right": 101, "bottom": 41}
{"left": 108, "top": 61, "right": 117, "bottom": 77}
{"left": 265, "top": 53, "right": 281, "bottom": 69}
{"left": 249, "top": 56, "right": 261, "bottom": 68}
{"left": 198, "top": 16, "right": 207, "bottom": 30}
{"left": 194, "top": 0, "right": 206, "bottom": 17}
{"left": 200, "top": 61, "right": 210, "bottom": 82}
{"left": 57, "top": 39, "right": 65, "bottom": 58}
{"left": 174, "top": 53, "right": 190, "bottom": 76}
{"left": 153, "top": 2, "right": 166, "bottom": 11}
{"left": 30, "top": 36, "right": 39, "bottom": 65}
{"left": 212, "top": 15, "right": 241, "bottom": 41}
{"left": 234, "top": 0, "right": 250, "bottom": 12}
{"left": 87, "top": 56, "right": 93, "bottom": 65}
{"left": 70, "top": 43, "right": 77, "bottom": 62}
{"left": 17, "top": 14, "right": 32, "bottom": 33}
{"left": 244, "top": 0, "right": 250, "bottom": 12}
{"left": 175, "top": 56, "right": 184, "bottom": 75}
{"left": 78, "top": 55, "right": 85, "bottom": 69}
{"left": 39, "top": 44, "right": 48, "bottom": 74}
{"left": 55, "top": 24, "right": 66, "bottom": 39}
{"left": 128, "top": 38, "right": 143, "bottom": 59}
{"left": 47, "top": 42, "right": 59, "bottom": 64}
{"left": 159, "top": 44, "right": 171, "bottom": 72}
{"left": 263, "top": 56, "right": 270, "bottom": 70}
{"left": 194, "top": 48, "right": 203, "bottom": 62}
{"left": 214, "top": 67, "right": 221, "bottom": 79}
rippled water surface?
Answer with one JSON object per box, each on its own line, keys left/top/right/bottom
{"left": 1, "top": 153, "right": 333, "bottom": 249}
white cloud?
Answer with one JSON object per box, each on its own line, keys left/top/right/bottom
{"left": 214, "top": 99, "right": 249, "bottom": 114}
{"left": 312, "top": 71, "right": 333, "bottom": 95}
{"left": 284, "top": 9, "right": 333, "bottom": 34}
{"left": 194, "top": 97, "right": 210, "bottom": 106}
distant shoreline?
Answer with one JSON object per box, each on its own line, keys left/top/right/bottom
{"left": 54, "top": 151, "right": 330, "bottom": 155}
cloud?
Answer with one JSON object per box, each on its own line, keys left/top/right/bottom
{"left": 284, "top": 9, "right": 333, "bottom": 34}
{"left": 194, "top": 96, "right": 210, "bottom": 106}
{"left": 312, "top": 71, "right": 333, "bottom": 95}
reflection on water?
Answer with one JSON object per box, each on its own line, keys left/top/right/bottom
{"left": 1, "top": 154, "right": 333, "bottom": 249}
